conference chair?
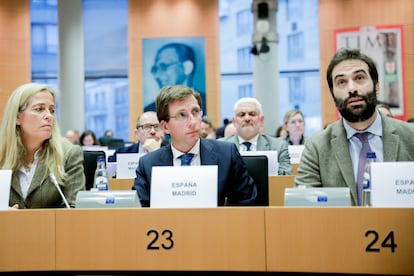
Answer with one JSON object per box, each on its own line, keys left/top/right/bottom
{"left": 106, "top": 138, "right": 125, "bottom": 150}
{"left": 83, "top": 150, "right": 106, "bottom": 190}
{"left": 241, "top": 155, "right": 269, "bottom": 206}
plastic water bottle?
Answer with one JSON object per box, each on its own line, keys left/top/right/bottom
{"left": 362, "top": 151, "right": 376, "bottom": 206}
{"left": 93, "top": 155, "right": 109, "bottom": 191}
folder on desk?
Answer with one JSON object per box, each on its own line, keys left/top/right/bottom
{"left": 284, "top": 187, "right": 351, "bottom": 207}
{"left": 75, "top": 190, "right": 141, "bottom": 208}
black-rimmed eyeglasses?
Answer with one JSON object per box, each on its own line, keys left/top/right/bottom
{"left": 137, "top": 124, "right": 162, "bottom": 132}
{"left": 151, "top": 62, "right": 181, "bottom": 75}
{"left": 169, "top": 108, "right": 203, "bottom": 123}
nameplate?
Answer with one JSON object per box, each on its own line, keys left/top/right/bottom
{"left": 0, "top": 170, "right": 12, "bottom": 210}
{"left": 241, "top": 150, "right": 278, "bottom": 176}
{"left": 116, "top": 153, "right": 145, "bottom": 179}
{"left": 150, "top": 166, "right": 218, "bottom": 208}
{"left": 288, "top": 145, "right": 305, "bottom": 164}
{"left": 371, "top": 162, "right": 414, "bottom": 207}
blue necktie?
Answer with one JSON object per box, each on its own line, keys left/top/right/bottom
{"left": 180, "top": 153, "right": 194, "bottom": 166}
{"left": 242, "top": 141, "right": 252, "bottom": 151}
{"left": 354, "top": 132, "right": 372, "bottom": 205}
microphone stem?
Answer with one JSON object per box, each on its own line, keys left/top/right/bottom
{"left": 50, "top": 173, "right": 71, "bottom": 209}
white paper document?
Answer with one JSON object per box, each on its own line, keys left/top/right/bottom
{"left": 0, "top": 170, "right": 12, "bottom": 210}
{"left": 371, "top": 162, "right": 414, "bottom": 207}
{"left": 240, "top": 150, "right": 278, "bottom": 176}
{"left": 288, "top": 145, "right": 305, "bottom": 164}
{"left": 150, "top": 165, "right": 218, "bottom": 208}
{"left": 116, "top": 153, "right": 145, "bottom": 179}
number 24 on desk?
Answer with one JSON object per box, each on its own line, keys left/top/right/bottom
{"left": 365, "top": 230, "right": 397, "bottom": 253}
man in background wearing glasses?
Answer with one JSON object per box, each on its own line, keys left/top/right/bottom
{"left": 133, "top": 85, "right": 257, "bottom": 207}
{"left": 108, "top": 111, "right": 167, "bottom": 162}
{"left": 144, "top": 42, "right": 206, "bottom": 115}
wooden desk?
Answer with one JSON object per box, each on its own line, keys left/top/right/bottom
{"left": 109, "top": 175, "right": 296, "bottom": 207}
{"left": 265, "top": 207, "right": 414, "bottom": 275}
{"left": 109, "top": 173, "right": 298, "bottom": 205}
{"left": 0, "top": 210, "right": 55, "bottom": 272}
{"left": 55, "top": 208, "right": 266, "bottom": 272}
{"left": 109, "top": 178, "right": 133, "bottom": 190}
{"left": 268, "top": 175, "right": 295, "bottom": 206}
{"left": 292, "top": 163, "right": 299, "bottom": 175}
{"left": 1, "top": 208, "right": 413, "bottom": 275}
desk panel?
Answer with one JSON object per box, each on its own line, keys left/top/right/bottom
{"left": 0, "top": 210, "right": 55, "bottom": 271}
{"left": 292, "top": 163, "right": 299, "bottom": 175}
{"left": 268, "top": 175, "right": 295, "bottom": 206}
{"left": 109, "top": 178, "right": 133, "bottom": 190}
{"left": 265, "top": 207, "right": 414, "bottom": 275}
{"left": 55, "top": 208, "right": 266, "bottom": 271}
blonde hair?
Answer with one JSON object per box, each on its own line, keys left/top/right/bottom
{"left": 283, "top": 109, "right": 304, "bottom": 126}
{"left": 0, "top": 83, "right": 66, "bottom": 183}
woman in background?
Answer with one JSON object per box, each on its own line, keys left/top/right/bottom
{"left": 0, "top": 83, "right": 85, "bottom": 208}
{"left": 80, "top": 129, "right": 100, "bottom": 146}
{"left": 282, "top": 109, "right": 306, "bottom": 145}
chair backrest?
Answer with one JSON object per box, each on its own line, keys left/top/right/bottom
{"left": 107, "top": 138, "right": 125, "bottom": 150}
{"left": 242, "top": 155, "right": 269, "bottom": 206}
{"left": 83, "top": 150, "right": 106, "bottom": 190}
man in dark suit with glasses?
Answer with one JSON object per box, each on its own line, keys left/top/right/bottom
{"left": 108, "top": 111, "right": 168, "bottom": 162}
{"left": 134, "top": 85, "right": 257, "bottom": 207}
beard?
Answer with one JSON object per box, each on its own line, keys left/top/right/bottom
{"left": 334, "top": 89, "right": 377, "bottom": 123}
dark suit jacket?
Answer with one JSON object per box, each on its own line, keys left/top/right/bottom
{"left": 295, "top": 113, "right": 414, "bottom": 205}
{"left": 133, "top": 138, "right": 258, "bottom": 207}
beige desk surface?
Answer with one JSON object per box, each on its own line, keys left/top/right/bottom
{"left": 292, "top": 163, "right": 299, "bottom": 175}
{"left": 265, "top": 207, "right": 414, "bottom": 275}
{"left": 0, "top": 209, "right": 55, "bottom": 272}
{"left": 55, "top": 207, "right": 266, "bottom": 272}
{"left": 109, "top": 178, "right": 133, "bottom": 190}
{"left": 268, "top": 175, "right": 295, "bottom": 206}
{"left": 2, "top": 207, "right": 413, "bottom": 274}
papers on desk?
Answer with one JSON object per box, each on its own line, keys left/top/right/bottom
{"left": 116, "top": 153, "right": 145, "bottom": 179}
{"left": 150, "top": 165, "right": 218, "bottom": 208}
{"left": 371, "top": 162, "right": 414, "bottom": 207}
{"left": 240, "top": 150, "right": 278, "bottom": 176}
{"left": 0, "top": 170, "right": 12, "bottom": 210}
{"left": 288, "top": 145, "right": 305, "bottom": 164}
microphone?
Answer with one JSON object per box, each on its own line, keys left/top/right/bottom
{"left": 49, "top": 173, "right": 71, "bottom": 209}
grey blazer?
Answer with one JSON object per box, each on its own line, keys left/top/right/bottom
{"left": 219, "top": 134, "right": 292, "bottom": 175}
{"left": 9, "top": 139, "right": 85, "bottom": 208}
{"left": 295, "top": 113, "right": 414, "bottom": 205}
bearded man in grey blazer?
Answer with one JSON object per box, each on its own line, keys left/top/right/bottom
{"left": 295, "top": 48, "right": 414, "bottom": 206}
{"left": 219, "top": 97, "right": 292, "bottom": 176}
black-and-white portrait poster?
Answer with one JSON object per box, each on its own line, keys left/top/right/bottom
{"left": 142, "top": 37, "right": 206, "bottom": 114}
